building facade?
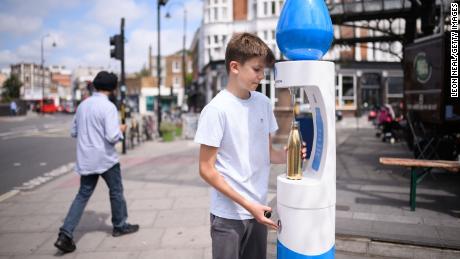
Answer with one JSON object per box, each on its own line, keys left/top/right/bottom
{"left": 141, "top": 50, "right": 192, "bottom": 113}
{"left": 72, "top": 66, "right": 106, "bottom": 101}
{"left": 10, "top": 63, "right": 52, "bottom": 101}
{"left": 194, "top": 0, "right": 405, "bottom": 114}
{"left": 50, "top": 65, "right": 72, "bottom": 105}
{"left": 191, "top": 0, "right": 407, "bottom": 142}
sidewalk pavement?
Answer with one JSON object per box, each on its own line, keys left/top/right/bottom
{"left": 0, "top": 111, "right": 39, "bottom": 122}
{"left": 0, "top": 117, "right": 459, "bottom": 258}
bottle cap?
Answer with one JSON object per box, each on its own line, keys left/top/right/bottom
{"left": 292, "top": 121, "right": 299, "bottom": 127}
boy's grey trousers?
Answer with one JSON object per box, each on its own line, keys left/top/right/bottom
{"left": 210, "top": 214, "right": 267, "bottom": 259}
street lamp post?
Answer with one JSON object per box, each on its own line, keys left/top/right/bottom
{"left": 157, "top": 0, "right": 169, "bottom": 136}
{"left": 165, "top": 2, "right": 187, "bottom": 111}
{"left": 40, "top": 34, "right": 56, "bottom": 113}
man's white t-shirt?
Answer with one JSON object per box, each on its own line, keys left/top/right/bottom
{"left": 194, "top": 89, "right": 278, "bottom": 220}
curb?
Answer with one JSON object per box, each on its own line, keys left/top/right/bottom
{"left": 0, "top": 162, "right": 75, "bottom": 203}
{"left": 268, "top": 234, "right": 460, "bottom": 258}
{"left": 336, "top": 234, "right": 460, "bottom": 259}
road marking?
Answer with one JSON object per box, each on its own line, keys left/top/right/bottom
{"left": 1, "top": 123, "right": 69, "bottom": 140}
{"left": 39, "top": 162, "right": 47, "bottom": 166}
{"left": 0, "top": 190, "right": 20, "bottom": 202}
{"left": 14, "top": 162, "right": 75, "bottom": 191}
{"left": 0, "top": 132, "right": 17, "bottom": 137}
{"left": 13, "top": 163, "right": 21, "bottom": 166}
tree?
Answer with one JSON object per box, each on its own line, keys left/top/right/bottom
{"left": 185, "top": 73, "right": 193, "bottom": 87}
{"left": 135, "top": 65, "right": 151, "bottom": 78}
{"left": 1, "top": 75, "right": 22, "bottom": 102}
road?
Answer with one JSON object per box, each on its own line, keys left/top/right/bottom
{"left": 0, "top": 113, "right": 76, "bottom": 195}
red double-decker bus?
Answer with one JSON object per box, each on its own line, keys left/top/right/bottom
{"left": 40, "top": 98, "right": 58, "bottom": 113}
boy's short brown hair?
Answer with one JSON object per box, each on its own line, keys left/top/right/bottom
{"left": 225, "top": 32, "right": 275, "bottom": 72}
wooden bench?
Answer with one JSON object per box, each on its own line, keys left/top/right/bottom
{"left": 379, "top": 157, "right": 460, "bottom": 211}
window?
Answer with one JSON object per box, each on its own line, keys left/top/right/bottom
{"left": 207, "top": 36, "right": 211, "bottom": 45}
{"left": 272, "top": 1, "right": 276, "bottom": 15}
{"left": 263, "top": 30, "right": 268, "bottom": 40}
{"left": 387, "top": 77, "right": 403, "bottom": 95}
{"left": 146, "top": 96, "right": 154, "bottom": 111}
{"left": 172, "top": 61, "right": 180, "bottom": 73}
{"left": 271, "top": 44, "right": 276, "bottom": 55}
{"left": 263, "top": 2, "right": 268, "bottom": 16}
{"left": 272, "top": 30, "right": 275, "bottom": 40}
{"left": 342, "top": 75, "right": 355, "bottom": 106}
{"left": 214, "top": 35, "right": 219, "bottom": 44}
{"left": 362, "top": 73, "right": 380, "bottom": 86}
{"left": 342, "top": 76, "right": 354, "bottom": 96}
{"left": 214, "top": 7, "right": 218, "bottom": 20}
{"left": 222, "top": 7, "right": 227, "bottom": 19}
{"left": 172, "top": 76, "right": 181, "bottom": 88}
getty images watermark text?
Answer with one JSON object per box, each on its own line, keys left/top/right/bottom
{"left": 452, "top": 2, "right": 458, "bottom": 98}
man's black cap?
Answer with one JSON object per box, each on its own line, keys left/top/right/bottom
{"left": 93, "top": 71, "right": 118, "bottom": 91}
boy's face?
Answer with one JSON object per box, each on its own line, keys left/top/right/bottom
{"left": 230, "top": 56, "right": 266, "bottom": 92}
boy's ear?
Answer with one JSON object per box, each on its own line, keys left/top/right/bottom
{"left": 229, "top": 61, "right": 239, "bottom": 74}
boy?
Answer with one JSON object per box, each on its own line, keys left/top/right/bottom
{"left": 194, "top": 33, "right": 306, "bottom": 259}
{"left": 54, "top": 71, "right": 139, "bottom": 253}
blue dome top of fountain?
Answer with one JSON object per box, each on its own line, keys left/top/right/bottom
{"left": 276, "top": 0, "right": 334, "bottom": 60}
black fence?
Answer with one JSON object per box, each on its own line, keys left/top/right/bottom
{"left": 0, "top": 100, "right": 28, "bottom": 116}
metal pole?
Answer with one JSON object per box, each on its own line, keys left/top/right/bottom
{"left": 120, "top": 18, "right": 126, "bottom": 154}
{"left": 182, "top": 9, "right": 187, "bottom": 110}
{"left": 157, "top": 2, "right": 162, "bottom": 136}
{"left": 41, "top": 35, "right": 45, "bottom": 114}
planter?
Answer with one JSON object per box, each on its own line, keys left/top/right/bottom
{"left": 175, "top": 127, "right": 182, "bottom": 138}
{"left": 162, "top": 131, "right": 175, "bottom": 142}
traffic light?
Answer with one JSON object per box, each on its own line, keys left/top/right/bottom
{"left": 110, "top": 34, "right": 123, "bottom": 60}
{"left": 158, "top": 0, "right": 168, "bottom": 5}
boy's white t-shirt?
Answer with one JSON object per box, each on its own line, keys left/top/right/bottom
{"left": 194, "top": 89, "right": 278, "bottom": 220}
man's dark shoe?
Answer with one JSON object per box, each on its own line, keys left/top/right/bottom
{"left": 54, "top": 233, "right": 76, "bottom": 253}
{"left": 112, "top": 223, "right": 139, "bottom": 237}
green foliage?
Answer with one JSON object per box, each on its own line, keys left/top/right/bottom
{"left": 2, "top": 75, "right": 22, "bottom": 102}
{"left": 159, "top": 121, "right": 176, "bottom": 133}
{"left": 135, "top": 65, "right": 151, "bottom": 78}
{"left": 185, "top": 73, "right": 193, "bottom": 87}
{"left": 175, "top": 125, "right": 182, "bottom": 137}
{"left": 162, "top": 131, "right": 174, "bottom": 142}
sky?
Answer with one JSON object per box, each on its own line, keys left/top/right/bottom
{"left": 0, "top": 0, "right": 203, "bottom": 73}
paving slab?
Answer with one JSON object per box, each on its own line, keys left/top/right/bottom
{"left": 138, "top": 249, "right": 204, "bottom": 259}
{"left": 96, "top": 228, "right": 164, "bottom": 252}
{"left": 0, "top": 233, "right": 54, "bottom": 256}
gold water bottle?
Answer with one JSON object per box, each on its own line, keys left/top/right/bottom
{"left": 287, "top": 121, "right": 302, "bottom": 180}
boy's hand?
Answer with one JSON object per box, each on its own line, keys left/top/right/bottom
{"left": 120, "top": 124, "right": 127, "bottom": 133}
{"left": 246, "top": 202, "right": 278, "bottom": 230}
{"left": 284, "top": 142, "right": 308, "bottom": 160}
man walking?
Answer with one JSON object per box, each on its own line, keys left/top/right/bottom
{"left": 54, "top": 71, "right": 139, "bottom": 253}
{"left": 10, "top": 100, "right": 17, "bottom": 116}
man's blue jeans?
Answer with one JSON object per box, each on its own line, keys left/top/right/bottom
{"left": 59, "top": 163, "right": 128, "bottom": 239}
